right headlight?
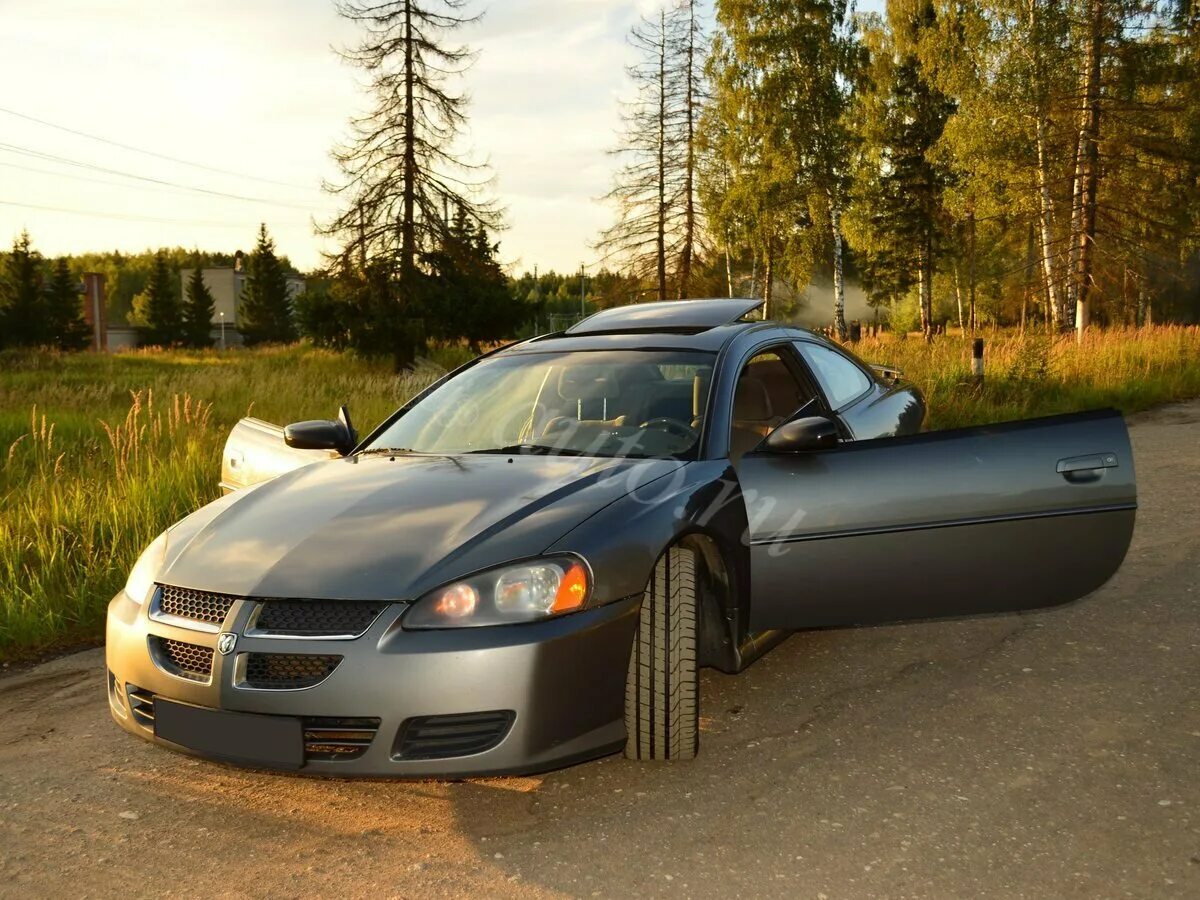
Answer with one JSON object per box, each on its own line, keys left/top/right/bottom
{"left": 402, "top": 556, "right": 591, "bottom": 629}
{"left": 124, "top": 531, "right": 168, "bottom": 605}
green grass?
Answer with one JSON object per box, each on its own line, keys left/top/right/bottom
{"left": 2, "top": 327, "right": 1198, "bottom": 661}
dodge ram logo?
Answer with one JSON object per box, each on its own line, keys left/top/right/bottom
{"left": 217, "top": 632, "right": 237, "bottom": 656}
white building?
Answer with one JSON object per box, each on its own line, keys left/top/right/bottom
{"left": 179, "top": 265, "right": 306, "bottom": 346}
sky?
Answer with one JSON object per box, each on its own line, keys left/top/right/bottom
{"left": 0, "top": 0, "right": 882, "bottom": 275}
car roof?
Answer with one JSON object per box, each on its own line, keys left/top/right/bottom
{"left": 499, "top": 298, "right": 825, "bottom": 356}
{"left": 566, "top": 297, "right": 764, "bottom": 334}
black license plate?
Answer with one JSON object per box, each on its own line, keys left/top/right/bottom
{"left": 154, "top": 699, "right": 304, "bottom": 769}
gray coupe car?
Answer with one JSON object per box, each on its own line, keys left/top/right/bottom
{"left": 105, "top": 298, "right": 1136, "bottom": 776}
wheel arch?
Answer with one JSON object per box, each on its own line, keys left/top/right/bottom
{"left": 546, "top": 460, "right": 753, "bottom": 671}
{"left": 674, "top": 528, "right": 749, "bottom": 675}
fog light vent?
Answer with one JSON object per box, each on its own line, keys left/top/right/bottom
{"left": 392, "top": 710, "right": 515, "bottom": 760}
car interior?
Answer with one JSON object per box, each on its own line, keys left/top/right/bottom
{"left": 729, "top": 351, "right": 817, "bottom": 462}
{"left": 535, "top": 361, "right": 712, "bottom": 457}
{"left": 529, "top": 349, "right": 817, "bottom": 461}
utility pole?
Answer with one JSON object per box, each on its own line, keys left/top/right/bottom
{"left": 579, "top": 263, "right": 586, "bottom": 318}
{"left": 533, "top": 264, "right": 539, "bottom": 334}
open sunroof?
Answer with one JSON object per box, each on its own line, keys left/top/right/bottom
{"left": 565, "top": 298, "right": 765, "bottom": 335}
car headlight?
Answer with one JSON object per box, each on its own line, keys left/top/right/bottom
{"left": 124, "top": 532, "right": 168, "bottom": 605}
{"left": 403, "top": 556, "right": 591, "bottom": 629}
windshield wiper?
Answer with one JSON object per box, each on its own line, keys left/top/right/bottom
{"left": 466, "top": 443, "right": 589, "bottom": 457}
{"left": 357, "top": 447, "right": 413, "bottom": 456}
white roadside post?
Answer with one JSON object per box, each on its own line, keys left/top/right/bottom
{"left": 971, "top": 337, "right": 985, "bottom": 383}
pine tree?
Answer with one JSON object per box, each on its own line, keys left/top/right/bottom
{"left": 182, "top": 266, "right": 215, "bottom": 348}
{"left": 294, "top": 280, "right": 352, "bottom": 350}
{"left": 240, "top": 224, "right": 295, "bottom": 345}
{"left": 141, "top": 250, "right": 183, "bottom": 346}
{"left": 44, "top": 258, "right": 89, "bottom": 351}
{"left": 0, "top": 231, "right": 45, "bottom": 348}
{"left": 423, "top": 204, "right": 522, "bottom": 351}
{"left": 847, "top": 0, "right": 954, "bottom": 341}
{"left": 1101, "top": 1, "right": 1200, "bottom": 324}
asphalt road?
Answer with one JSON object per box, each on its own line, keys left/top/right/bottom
{"left": 1, "top": 401, "right": 1197, "bottom": 899}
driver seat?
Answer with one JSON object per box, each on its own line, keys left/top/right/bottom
{"left": 730, "top": 376, "right": 782, "bottom": 462}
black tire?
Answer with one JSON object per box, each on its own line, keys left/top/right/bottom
{"left": 624, "top": 545, "right": 698, "bottom": 760}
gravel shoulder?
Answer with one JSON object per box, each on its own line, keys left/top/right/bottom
{"left": 1, "top": 402, "right": 1197, "bottom": 899}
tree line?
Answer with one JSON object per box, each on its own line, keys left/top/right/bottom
{"left": 0, "top": 224, "right": 304, "bottom": 349}
{"left": 316, "top": 0, "right": 1198, "bottom": 355}
{"left": 603, "top": 0, "right": 1199, "bottom": 341}
{"left": 7, "top": 0, "right": 1195, "bottom": 357}
{"left": 0, "top": 232, "right": 91, "bottom": 351}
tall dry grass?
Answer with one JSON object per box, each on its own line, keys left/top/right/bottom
{"left": 0, "top": 345, "right": 452, "bottom": 659}
{"left": 855, "top": 325, "right": 1200, "bottom": 429}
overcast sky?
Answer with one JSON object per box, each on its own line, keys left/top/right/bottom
{"left": 0, "top": 0, "right": 881, "bottom": 275}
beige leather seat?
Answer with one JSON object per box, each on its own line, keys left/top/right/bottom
{"left": 730, "top": 376, "right": 783, "bottom": 462}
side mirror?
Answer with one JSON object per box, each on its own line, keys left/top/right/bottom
{"left": 763, "top": 416, "right": 840, "bottom": 453}
{"left": 284, "top": 405, "right": 358, "bottom": 455}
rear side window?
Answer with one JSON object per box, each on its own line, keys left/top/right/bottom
{"left": 794, "top": 342, "right": 872, "bottom": 411}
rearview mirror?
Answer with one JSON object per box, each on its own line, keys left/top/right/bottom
{"left": 763, "top": 416, "right": 840, "bottom": 453}
{"left": 284, "top": 405, "right": 358, "bottom": 455}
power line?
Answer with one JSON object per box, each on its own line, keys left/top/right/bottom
{"left": 0, "top": 142, "right": 316, "bottom": 211}
{"left": 0, "top": 105, "right": 322, "bottom": 192}
{"left": 0, "top": 159, "right": 270, "bottom": 202}
{"left": 0, "top": 198, "right": 312, "bottom": 229}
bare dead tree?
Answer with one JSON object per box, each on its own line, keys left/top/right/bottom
{"left": 597, "top": 1, "right": 706, "bottom": 301}
{"left": 677, "top": 0, "right": 705, "bottom": 298}
{"left": 321, "top": 0, "right": 498, "bottom": 280}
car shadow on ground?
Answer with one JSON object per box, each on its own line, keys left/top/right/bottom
{"left": 108, "top": 614, "right": 1035, "bottom": 894}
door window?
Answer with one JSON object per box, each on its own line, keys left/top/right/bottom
{"left": 794, "top": 342, "right": 872, "bottom": 411}
{"left": 730, "top": 349, "right": 814, "bottom": 461}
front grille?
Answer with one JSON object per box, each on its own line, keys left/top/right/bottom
{"left": 243, "top": 653, "right": 341, "bottom": 689}
{"left": 126, "top": 685, "right": 155, "bottom": 729}
{"left": 393, "top": 711, "right": 515, "bottom": 760}
{"left": 156, "top": 584, "right": 236, "bottom": 627}
{"left": 252, "top": 600, "right": 389, "bottom": 637}
{"left": 303, "top": 716, "right": 381, "bottom": 761}
{"left": 151, "top": 637, "right": 213, "bottom": 682}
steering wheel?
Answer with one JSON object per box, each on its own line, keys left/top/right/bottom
{"left": 639, "top": 417, "right": 699, "bottom": 442}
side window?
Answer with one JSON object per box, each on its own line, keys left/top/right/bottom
{"left": 794, "top": 342, "right": 872, "bottom": 411}
{"left": 729, "top": 349, "right": 814, "bottom": 462}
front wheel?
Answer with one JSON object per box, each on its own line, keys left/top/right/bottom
{"left": 624, "top": 545, "right": 698, "bottom": 760}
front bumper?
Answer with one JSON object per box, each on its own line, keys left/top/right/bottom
{"left": 105, "top": 589, "right": 639, "bottom": 777}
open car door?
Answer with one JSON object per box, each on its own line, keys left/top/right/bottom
{"left": 738, "top": 409, "right": 1136, "bottom": 629}
{"left": 220, "top": 417, "right": 338, "bottom": 493}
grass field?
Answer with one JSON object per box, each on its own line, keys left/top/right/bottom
{"left": 2, "top": 326, "right": 1198, "bottom": 661}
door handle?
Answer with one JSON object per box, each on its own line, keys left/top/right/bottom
{"left": 1057, "top": 453, "right": 1118, "bottom": 474}
{"left": 1057, "top": 453, "right": 1118, "bottom": 483}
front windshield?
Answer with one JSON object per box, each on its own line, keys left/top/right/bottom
{"left": 365, "top": 349, "right": 715, "bottom": 459}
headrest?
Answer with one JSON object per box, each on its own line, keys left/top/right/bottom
{"left": 558, "top": 367, "right": 622, "bottom": 400}
{"left": 734, "top": 376, "right": 772, "bottom": 421}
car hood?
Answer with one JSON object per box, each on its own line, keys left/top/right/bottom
{"left": 160, "top": 453, "right": 685, "bottom": 601}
